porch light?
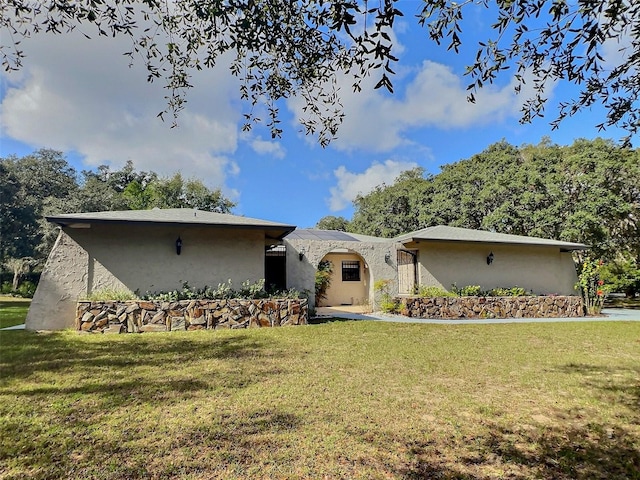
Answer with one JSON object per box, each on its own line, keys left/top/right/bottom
{"left": 385, "top": 251, "right": 391, "bottom": 263}
{"left": 298, "top": 247, "right": 306, "bottom": 261}
{"left": 487, "top": 252, "right": 494, "bottom": 265}
{"left": 176, "top": 237, "right": 183, "bottom": 255}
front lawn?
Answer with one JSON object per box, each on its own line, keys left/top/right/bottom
{"left": 0, "top": 297, "right": 30, "bottom": 329}
{"left": 1, "top": 321, "right": 639, "bottom": 479}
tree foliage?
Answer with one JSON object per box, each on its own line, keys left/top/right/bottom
{"left": 0, "top": 152, "right": 236, "bottom": 263}
{"left": 315, "top": 215, "right": 351, "bottom": 231}
{"left": 349, "top": 138, "right": 640, "bottom": 267}
{"left": 3, "top": 1, "right": 639, "bottom": 143}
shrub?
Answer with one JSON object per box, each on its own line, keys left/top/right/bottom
{"left": 416, "top": 285, "right": 457, "bottom": 298}
{"left": 576, "top": 258, "right": 609, "bottom": 315}
{"left": 140, "top": 279, "right": 303, "bottom": 302}
{"left": 488, "top": 286, "right": 527, "bottom": 297}
{"left": 16, "top": 281, "right": 37, "bottom": 298}
{"left": 315, "top": 260, "right": 333, "bottom": 305}
{"left": 599, "top": 256, "right": 640, "bottom": 297}
{"left": 374, "top": 279, "right": 400, "bottom": 313}
{"left": 84, "top": 288, "right": 139, "bottom": 301}
{"left": 1, "top": 282, "right": 12, "bottom": 294}
{"left": 454, "top": 285, "right": 482, "bottom": 296}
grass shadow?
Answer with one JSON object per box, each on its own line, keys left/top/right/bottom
{"left": 308, "top": 316, "right": 362, "bottom": 324}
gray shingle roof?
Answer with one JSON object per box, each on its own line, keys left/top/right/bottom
{"left": 395, "top": 225, "right": 588, "bottom": 251}
{"left": 47, "top": 208, "right": 296, "bottom": 239}
{"left": 285, "top": 229, "right": 390, "bottom": 243}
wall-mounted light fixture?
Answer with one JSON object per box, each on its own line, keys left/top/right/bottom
{"left": 176, "top": 236, "right": 183, "bottom": 255}
{"left": 385, "top": 251, "right": 391, "bottom": 263}
{"left": 298, "top": 247, "right": 306, "bottom": 261}
{"left": 486, "top": 252, "right": 494, "bottom": 265}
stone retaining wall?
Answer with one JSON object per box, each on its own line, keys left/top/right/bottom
{"left": 398, "top": 295, "right": 583, "bottom": 319}
{"left": 76, "top": 298, "right": 308, "bottom": 333}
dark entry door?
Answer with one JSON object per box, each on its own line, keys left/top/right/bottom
{"left": 265, "top": 245, "right": 287, "bottom": 292}
{"left": 397, "top": 250, "right": 417, "bottom": 294}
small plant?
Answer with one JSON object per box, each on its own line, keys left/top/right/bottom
{"left": 453, "top": 284, "right": 482, "bottom": 296}
{"left": 488, "top": 286, "right": 527, "bottom": 297}
{"left": 16, "top": 281, "right": 37, "bottom": 298}
{"left": 1, "top": 282, "right": 13, "bottom": 295}
{"left": 83, "top": 288, "right": 139, "bottom": 301}
{"left": 576, "top": 257, "right": 610, "bottom": 315}
{"left": 416, "top": 285, "right": 458, "bottom": 298}
{"left": 375, "top": 279, "right": 401, "bottom": 313}
{"left": 315, "top": 260, "right": 333, "bottom": 305}
{"left": 140, "top": 279, "right": 302, "bottom": 301}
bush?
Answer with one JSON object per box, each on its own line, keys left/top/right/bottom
{"left": 416, "top": 285, "right": 458, "bottom": 298}
{"left": 141, "top": 280, "right": 304, "bottom": 302}
{"left": 83, "top": 288, "right": 139, "bottom": 301}
{"left": 315, "top": 260, "right": 333, "bottom": 305}
{"left": 599, "top": 256, "right": 640, "bottom": 297}
{"left": 452, "top": 284, "right": 482, "bottom": 296}
{"left": 1, "top": 282, "right": 13, "bottom": 294}
{"left": 374, "top": 279, "right": 400, "bottom": 313}
{"left": 488, "top": 286, "right": 528, "bottom": 297}
{"left": 16, "top": 281, "right": 37, "bottom": 298}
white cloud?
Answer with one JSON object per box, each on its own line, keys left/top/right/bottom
{"left": 328, "top": 159, "right": 418, "bottom": 211}
{"left": 1, "top": 29, "right": 242, "bottom": 189}
{"left": 250, "top": 136, "right": 286, "bottom": 159}
{"left": 289, "top": 59, "right": 554, "bottom": 153}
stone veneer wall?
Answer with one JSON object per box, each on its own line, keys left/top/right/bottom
{"left": 76, "top": 298, "right": 308, "bottom": 333}
{"left": 398, "top": 295, "right": 583, "bottom": 319}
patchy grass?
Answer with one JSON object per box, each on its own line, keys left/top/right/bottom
{"left": 0, "top": 298, "right": 29, "bottom": 329}
{"left": 1, "top": 321, "right": 639, "bottom": 479}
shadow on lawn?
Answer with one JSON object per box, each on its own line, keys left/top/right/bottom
{"left": 0, "top": 330, "right": 290, "bottom": 404}
{"left": 396, "top": 362, "right": 640, "bottom": 480}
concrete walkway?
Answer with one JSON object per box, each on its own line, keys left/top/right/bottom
{"left": 314, "top": 307, "right": 640, "bottom": 324}
{"left": 0, "top": 323, "right": 26, "bottom": 331}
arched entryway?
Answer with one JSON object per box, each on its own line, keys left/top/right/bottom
{"left": 316, "top": 249, "right": 371, "bottom": 307}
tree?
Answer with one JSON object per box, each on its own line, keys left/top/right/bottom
{"left": 3, "top": 1, "right": 639, "bottom": 144}
{"left": 0, "top": 149, "right": 78, "bottom": 261}
{"left": 350, "top": 168, "right": 432, "bottom": 237}
{"left": 315, "top": 216, "right": 351, "bottom": 231}
{"left": 144, "top": 174, "right": 235, "bottom": 212}
{"left": 3, "top": 257, "right": 37, "bottom": 291}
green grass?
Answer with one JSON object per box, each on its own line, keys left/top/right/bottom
{"left": 0, "top": 297, "right": 30, "bottom": 329}
{"left": 1, "top": 321, "right": 639, "bottom": 479}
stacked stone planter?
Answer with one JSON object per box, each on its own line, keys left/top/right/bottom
{"left": 76, "top": 298, "right": 308, "bottom": 333}
{"left": 398, "top": 295, "right": 583, "bottom": 319}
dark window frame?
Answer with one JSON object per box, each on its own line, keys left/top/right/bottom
{"left": 341, "top": 260, "right": 361, "bottom": 282}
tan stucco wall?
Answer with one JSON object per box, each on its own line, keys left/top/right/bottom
{"left": 412, "top": 241, "right": 578, "bottom": 295}
{"left": 27, "top": 225, "right": 266, "bottom": 330}
{"left": 321, "top": 252, "right": 369, "bottom": 307}
{"left": 284, "top": 238, "right": 399, "bottom": 308}
{"left": 26, "top": 231, "right": 89, "bottom": 330}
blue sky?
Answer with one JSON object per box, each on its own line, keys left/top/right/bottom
{"left": 1, "top": 1, "right": 635, "bottom": 228}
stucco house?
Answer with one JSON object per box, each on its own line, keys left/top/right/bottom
{"left": 26, "top": 208, "right": 587, "bottom": 330}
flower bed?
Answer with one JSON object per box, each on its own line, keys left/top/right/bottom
{"left": 398, "top": 295, "right": 583, "bottom": 319}
{"left": 76, "top": 298, "right": 308, "bottom": 333}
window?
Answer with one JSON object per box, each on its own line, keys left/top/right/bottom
{"left": 342, "top": 260, "right": 360, "bottom": 282}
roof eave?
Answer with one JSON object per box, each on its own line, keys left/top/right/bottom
{"left": 47, "top": 216, "right": 296, "bottom": 239}
{"left": 400, "top": 237, "right": 589, "bottom": 251}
